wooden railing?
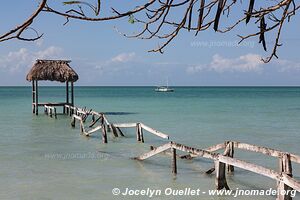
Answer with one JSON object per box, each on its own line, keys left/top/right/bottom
{"left": 40, "top": 104, "right": 300, "bottom": 199}
{"left": 44, "top": 105, "right": 57, "bottom": 118}
{"left": 134, "top": 141, "right": 300, "bottom": 200}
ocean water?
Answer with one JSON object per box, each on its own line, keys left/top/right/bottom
{"left": 0, "top": 86, "right": 299, "bottom": 200}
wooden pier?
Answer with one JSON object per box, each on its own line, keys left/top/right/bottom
{"left": 51, "top": 104, "right": 299, "bottom": 200}
{"left": 29, "top": 94, "right": 300, "bottom": 199}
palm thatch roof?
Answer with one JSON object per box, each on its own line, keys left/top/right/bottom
{"left": 26, "top": 59, "right": 79, "bottom": 82}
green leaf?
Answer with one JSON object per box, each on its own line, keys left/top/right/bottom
{"left": 128, "top": 15, "right": 135, "bottom": 24}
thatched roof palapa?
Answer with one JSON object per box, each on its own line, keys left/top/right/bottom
{"left": 26, "top": 59, "right": 79, "bottom": 82}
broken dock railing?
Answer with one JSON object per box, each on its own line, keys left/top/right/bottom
{"left": 134, "top": 141, "right": 300, "bottom": 200}
{"left": 40, "top": 104, "right": 300, "bottom": 199}
{"left": 65, "top": 105, "right": 169, "bottom": 144}
{"left": 44, "top": 105, "right": 57, "bottom": 118}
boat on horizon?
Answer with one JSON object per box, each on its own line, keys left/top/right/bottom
{"left": 155, "top": 86, "right": 174, "bottom": 92}
{"left": 155, "top": 78, "right": 174, "bottom": 92}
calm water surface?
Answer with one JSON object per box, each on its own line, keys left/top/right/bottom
{"left": 0, "top": 87, "right": 299, "bottom": 200}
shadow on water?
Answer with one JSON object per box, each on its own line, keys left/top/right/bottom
{"left": 103, "top": 112, "right": 138, "bottom": 115}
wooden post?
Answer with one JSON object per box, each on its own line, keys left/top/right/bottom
{"left": 32, "top": 80, "right": 35, "bottom": 113}
{"left": 54, "top": 107, "right": 57, "bottom": 119}
{"left": 101, "top": 125, "right": 108, "bottom": 143}
{"left": 107, "top": 125, "right": 111, "bottom": 132}
{"left": 136, "top": 123, "right": 141, "bottom": 142}
{"left": 71, "top": 116, "right": 75, "bottom": 127}
{"left": 35, "top": 80, "right": 38, "bottom": 115}
{"left": 63, "top": 82, "right": 68, "bottom": 114}
{"left": 215, "top": 160, "right": 230, "bottom": 190}
{"left": 71, "top": 81, "right": 74, "bottom": 106}
{"left": 225, "top": 141, "right": 234, "bottom": 173}
{"left": 111, "top": 124, "right": 119, "bottom": 137}
{"left": 66, "top": 81, "right": 69, "bottom": 102}
{"left": 139, "top": 125, "right": 144, "bottom": 143}
{"left": 117, "top": 127, "right": 125, "bottom": 137}
{"left": 80, "top": 122, "right": 84, "bottom": 133}
{"left": 69, "top": 107, "right": 73, "bottom": 116}
{"left": 172, "top": 148, "right": 177, "bottom": 174}
{"left": 277, "top": 153, "right": 293, "bottom": 200}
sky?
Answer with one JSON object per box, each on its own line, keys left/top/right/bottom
{"left": 1, "top": 0, "right": 300, "bottom": 86}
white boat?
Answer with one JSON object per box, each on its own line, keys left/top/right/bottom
{"left": 155, "top": 86, "right": 174, "bottom": 92}
{"left": 155, "top": 78, "right": 174, "bottom": 92}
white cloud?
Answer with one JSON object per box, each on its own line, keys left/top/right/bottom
{"left": 0, "top": 46, "right": 63, "bottom": 72}
{"left": 111, "top": 52, "right": 136, "bottom": 63}
{"left": 275, "top": 59, "right": 300, "bottom": 72}
{"left": 94, "top": 52, "right": 137, "bottom": 73}
{"left": 187, "top": 53, "right": 264, "bottom": 74}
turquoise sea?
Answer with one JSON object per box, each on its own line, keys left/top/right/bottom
{"left": 0, "top": 86, "right": 300, "bottom": 200}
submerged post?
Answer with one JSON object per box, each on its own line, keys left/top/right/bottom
{"left": 101, "top": 117, "right": 108, "bottom": 143}
{"left": 225, "top": 141, "right": 234, "bottom": 173}
{"left": 32, "top": 80, "right": 35, "bottom": 113}
{"left": 277, "top": 153, "right": 293, "bottom": 200}
{"left": 35, "top": 80, "right": 38, "bottom": 115}
{"left": 101, "top": 125, "right": 108, "bottom": 143}
{"left": 71, "top": 81, "right": 74, "bottom": 107}
{"left": 136, "top": 123, "right": 141, "bottom": 142}
{"left": 139, "top": 124, "right": 144, "bottom": 143}
{"left": 64, "top": 81, "right": 69, "bottom": 114}
{"left": 215, "top": 160, "right": 230, "bottom": 190}
{"left": 172, "top": 148, "right": 177, "bottom": 174}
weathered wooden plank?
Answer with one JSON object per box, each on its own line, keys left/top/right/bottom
{"left": 113, "top": 123, "right": 137, "bottom": 128}
{"left": 282, "top": 173, "right": 300, "bottom": 192}
{"left": 219, "top": 156, "right": 282, "bottom": 181}
{"left": 206, "top": 143, "right": 226, "bottom": 152}
{"left": 233, "top": 141, "right": 300, "bottom": 164}
{"left": 72, "top": 114, "right": 82, "bottom": 121}
{"left": 170, "top": 142, "right": 216, "bottom": 160}
{"left": 188, "top": 143, "right": 226, "bottom": 159}
{"left": 141, "top": 141, "right": 299, "bottom": 192}
{"left": 102, "top": 115, "right": 110, "bottom": 125}
{"left": 85, "top": 125, "right": 102, "bottom": 137}
{"left": 38, "top": 102, "right": 67, "bottom": 106}
{"left": 140, "top": 123, "right": 169, "bottom": 139}
{"left": 150, "top": 146, "right": 187, "bottom": 159}
{"left": 90, "top": 111, "right": 102, "bottom": 117}
{"left": 206, "top": 142, "right": 234, "bottom": 174}
{"left": 134, "top": 142, "right": 172, "bottom": 160}
{"left": 170, "top": 142, "right": 282, "bottom": 182}
{"left": 89, "top": 116, "right": 101, "bottom": 128}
